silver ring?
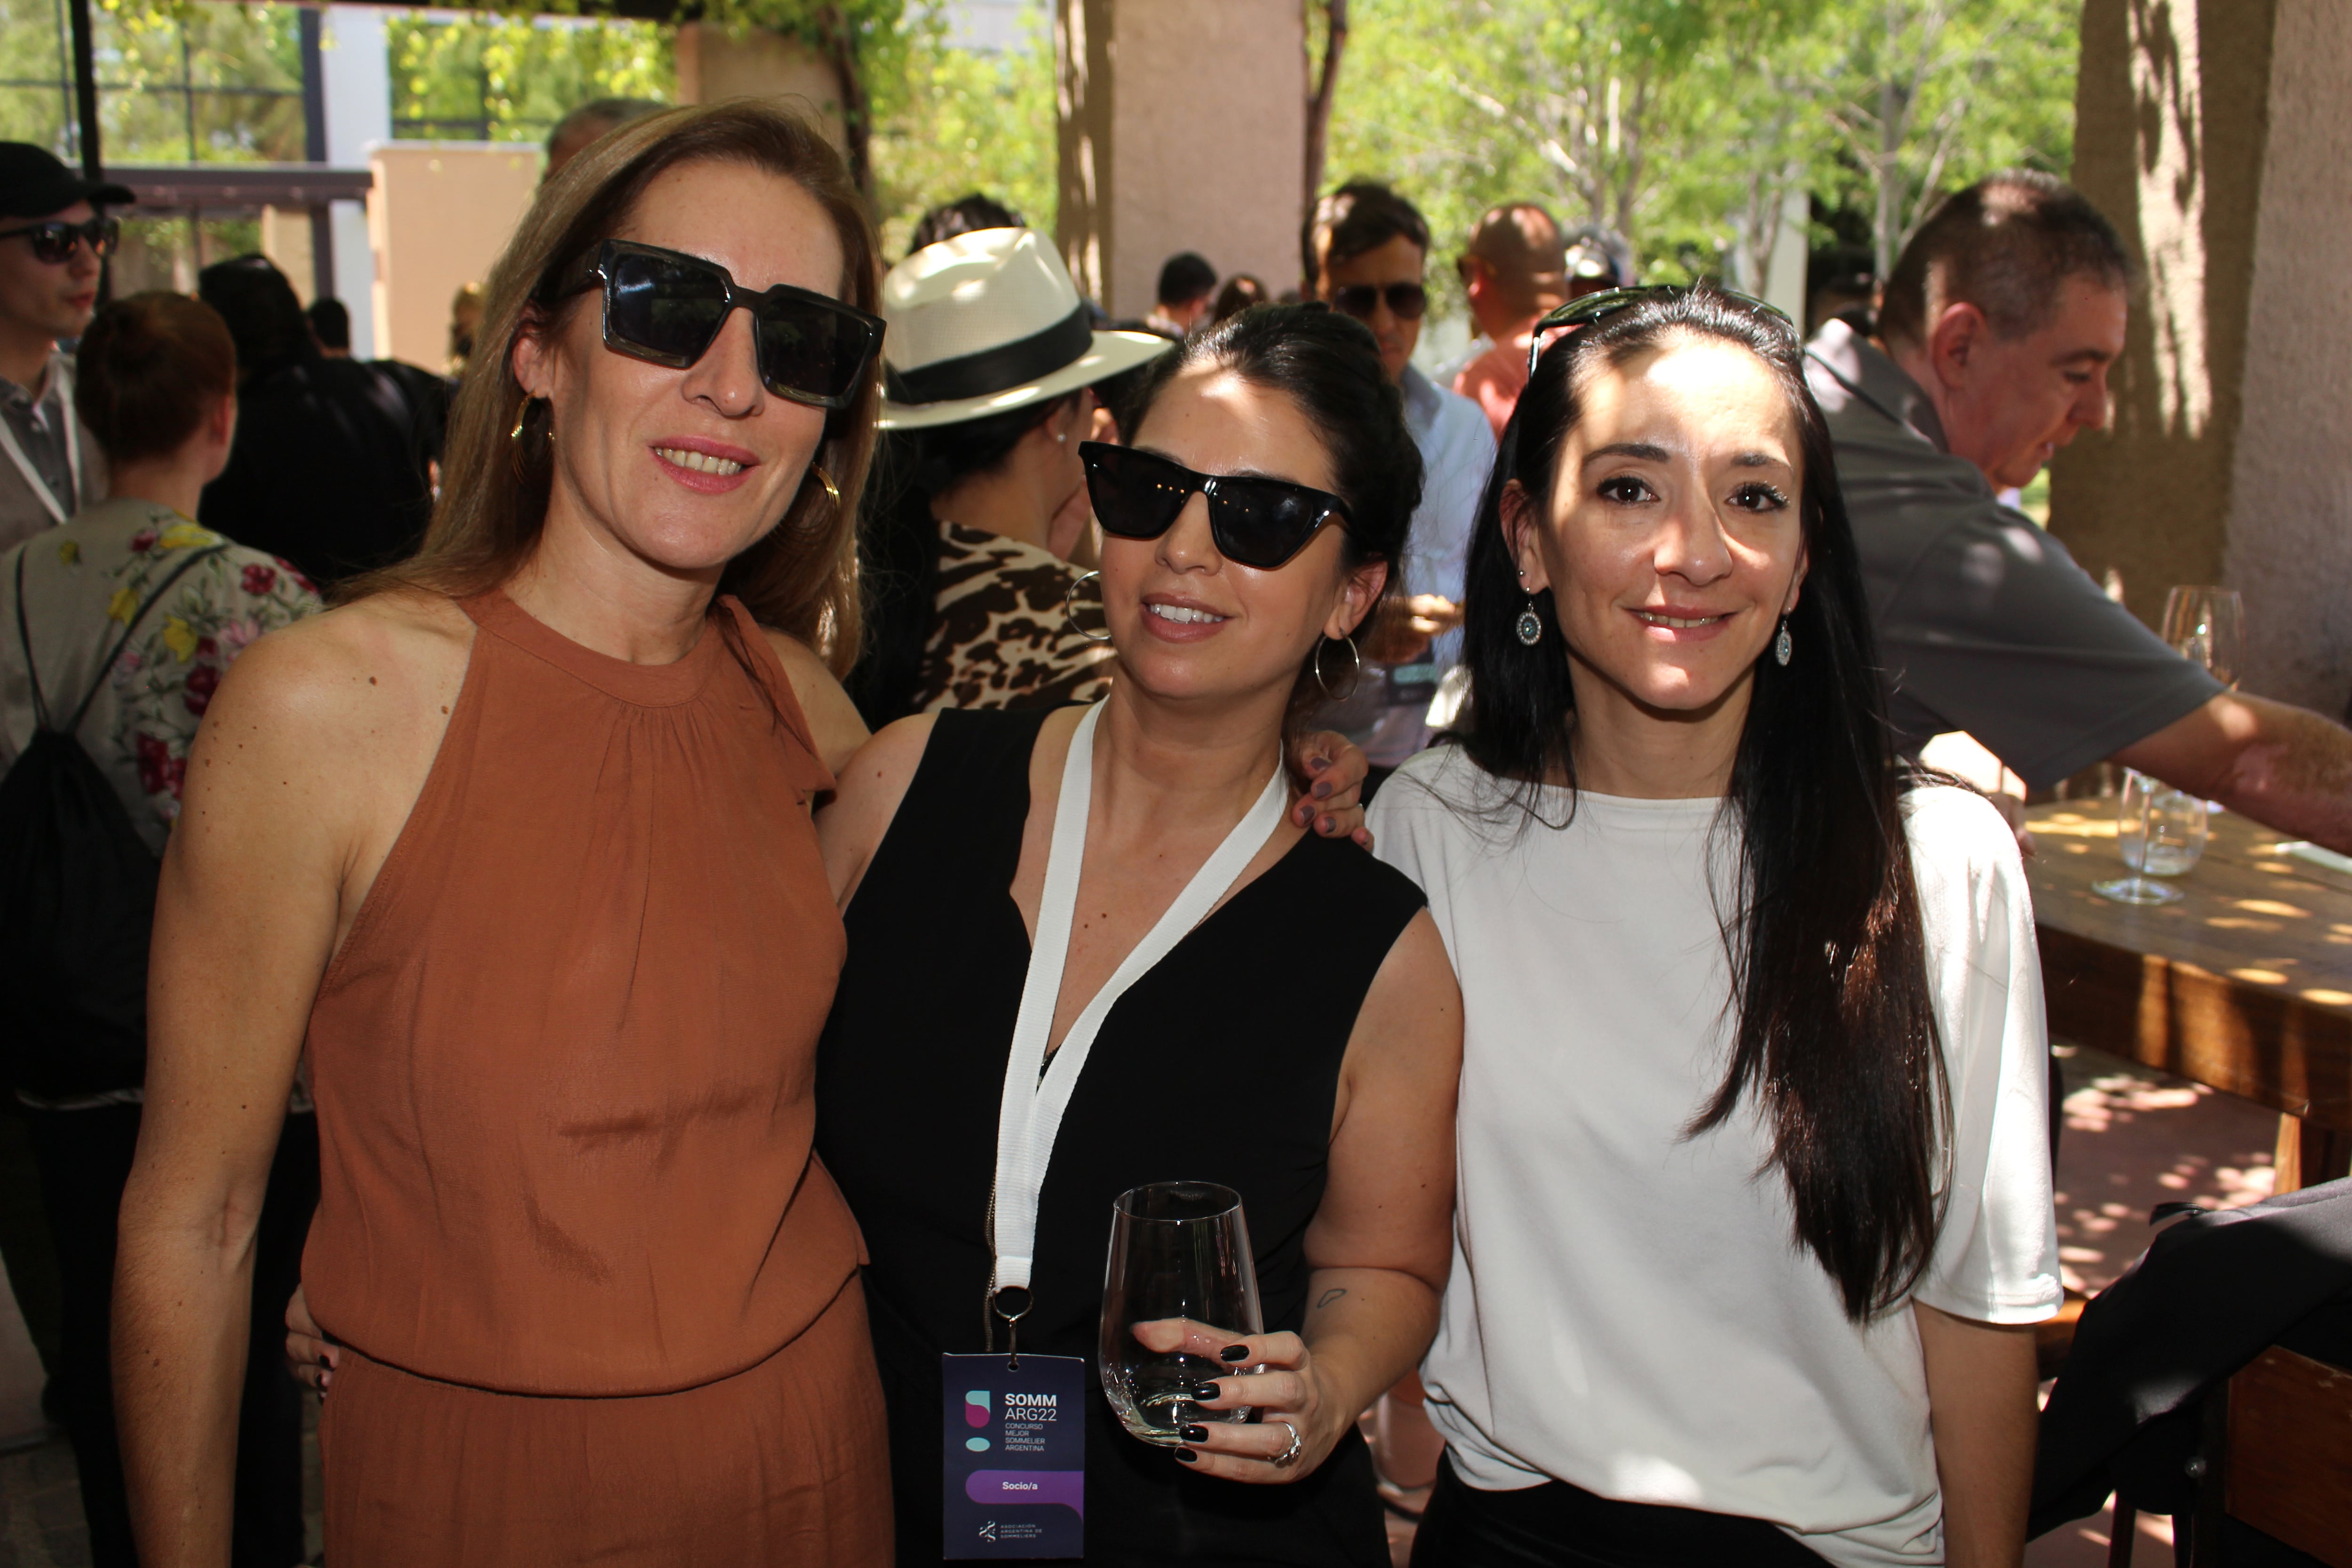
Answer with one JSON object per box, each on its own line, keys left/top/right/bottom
{"left": 1270, "top": 1419, "right": 1303, "bottom": 1468}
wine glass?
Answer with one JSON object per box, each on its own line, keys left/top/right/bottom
{"left": 1098, "top": 1181, "right": 1262, "bottom": 1447}
{"left": 2096, "top": 587, "right": 2241, "bottom": 904}
{"left": 2160, "top": 586, "right": 2244, "bottom": 689}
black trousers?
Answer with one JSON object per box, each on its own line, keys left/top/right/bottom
{"left": 1410, "top": 1456, "right": 1834, "bottom": 1568}
{"left": 24, "top": 1102, "right": 319, "bottom": 1568}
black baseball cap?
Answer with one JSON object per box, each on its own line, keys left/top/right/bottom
{"left": 0, "top": 143, "right": 133, "bottom": 220}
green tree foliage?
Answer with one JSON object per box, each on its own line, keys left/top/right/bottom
{"left": 1325, "top": 0, "right": 2076, "bottom": 296}
{"left": 0, "top": 0, "right": 303, "bottom": 162}
{"left": 388, "top": 11, "right": 673, "bottom": 143}
{"left": 867, "top": 2, "right": 1055, "bottom": 259}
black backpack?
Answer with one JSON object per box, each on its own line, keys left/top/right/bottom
{"left": 0, "top": 542, "right": 224, "bottom": 1097}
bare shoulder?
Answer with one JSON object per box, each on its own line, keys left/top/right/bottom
{"left": 1359, "top": 909, "right": 1462, "bottom": 1064}
{"left": 817, "top": 712, "right": 938, "bottom": 906}
{"left": 201, "top": 589, "right": 471, "bottom": 757}
{"left": 759, "top": 627, "right": 869, "bottom": 776}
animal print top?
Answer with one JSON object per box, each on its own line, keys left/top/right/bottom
{"left": 912, "top": 519, "right": 1117, "bottom": 713}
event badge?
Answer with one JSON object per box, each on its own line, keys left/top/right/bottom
{"left": 941, "top": 1352, "right": 1085, "bottom": 1559}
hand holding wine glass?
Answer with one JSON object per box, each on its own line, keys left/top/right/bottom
{"left": 1125, "top": 1319, "right": 1341, "bottom": 1483}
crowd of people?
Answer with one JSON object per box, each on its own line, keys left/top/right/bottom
{"left": 0, "top": 83, "right": 2349, "bottom": 1568}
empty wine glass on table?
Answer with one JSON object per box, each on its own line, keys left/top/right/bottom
{"left": 2094, "top": 586, "right": 2243, "bottom": 904}
{"left": 1099, "top": 1181, "right": 1263, "bottom": 1447}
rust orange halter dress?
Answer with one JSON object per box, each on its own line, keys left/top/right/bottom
{"left": 301, "top": 591, "right": 890, "bottom": 1565}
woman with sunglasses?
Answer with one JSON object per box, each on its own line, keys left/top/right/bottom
{"left": 1368, "top": 289, "right": 2057, "bottom": 1568}
{"left": 812, "top": 303, "right": 1462, "bottom": 1565}
{"left": 113, "top": 103, "right": 905, "bottom": 1567}
{"left": 847, "top": 227, "right": 1170, "bottom": 728}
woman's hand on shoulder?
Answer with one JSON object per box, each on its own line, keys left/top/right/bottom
{"left": 1288, "top": 730, "right": 1373, "bottom": 846}
{"left": 815, "top": 713, "right": 938, "bottom": 907}
{"left": 759, "top": 629, "right": 870, "bottom": 779}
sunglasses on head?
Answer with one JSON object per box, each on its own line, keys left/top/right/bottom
{"left": 0, "top": 215, "right": 119, "bottom": 265}
{"left": 1330, "top": 280, "right": 1428, "bottom": 323}
{"left": 1525, "top": 285, "right": 1794, "bottom": 379}
{"left": 555, "top": 239, "right": 884, "bottom": 411}
{"left": 1080, "top": 442, "right": 1351, "bottom": 571}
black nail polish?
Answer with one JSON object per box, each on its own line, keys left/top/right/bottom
{"left": 1220, "top": 1344, "right": 1250, "bottom": 1362}
{"left": 318, "top": 1354, "right": 331, "bottom": 1368}
{"left": 1175, "top": 1447, "right": 1198, "bottom": 1463}
{"left": 1181, "top": 1424, "right": 1208, "bottom": 1442}
{"left": 1191, "top": 1382, "right": 1221, "bottom": 1401}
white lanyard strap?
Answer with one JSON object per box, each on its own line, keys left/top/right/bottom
{"left": 988, "top": 701, "right": 1288, "bottom": 1300}
{"left": 0, "top": 358, "right": 82, "bottom": 526}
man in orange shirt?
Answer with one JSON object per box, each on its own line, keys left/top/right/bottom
{"left": 1449, "top": 204, "right": 1569, "bottom": 441}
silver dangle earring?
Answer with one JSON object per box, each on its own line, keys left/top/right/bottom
{"left": 1773, "top": 616, "right": 1793, "bottom": 667}
{"left": 1515, "top": 598, "right": 1543, "bottom": 647}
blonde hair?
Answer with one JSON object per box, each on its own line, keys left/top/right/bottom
{"left": 342, "top": 100, "right": 883, "bottom": 675}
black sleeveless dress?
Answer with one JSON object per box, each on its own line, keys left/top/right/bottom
{"left": 816, "top": 707, "right": 1428, "bottom": 1568}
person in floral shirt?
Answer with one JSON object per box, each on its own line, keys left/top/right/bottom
{"left": 0, "top": 290, "right": 322, "bottom": 1568}
{"left": 3, "top": 513, "right": 320, "bottom": 850}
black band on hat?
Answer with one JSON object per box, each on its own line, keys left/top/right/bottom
{"left": 885, "top": 304, "right": 1091, "bottom": 406}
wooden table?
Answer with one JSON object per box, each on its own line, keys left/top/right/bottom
{"left": 2026, "top": 801, "right": 2352, "bottom": 1190}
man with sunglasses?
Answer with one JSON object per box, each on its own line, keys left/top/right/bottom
{"left": 1303, "top": 181, "right": 1495, "bottom": 774}
{"left": 0, "top": 144, "right": 127, "bottom": 553}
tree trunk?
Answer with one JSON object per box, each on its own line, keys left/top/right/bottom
{"left": 1303, "top": 0, "right": 1349, "bottom": 210}
{"left": 813, "top": 4, "right": 874, "bottom": 203}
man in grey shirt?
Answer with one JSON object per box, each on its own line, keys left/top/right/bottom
{"left": 0, "top": 144, "right": 122, "bottom": 550}
{"left": 1806, "top": 171, "right": 2352, "bottom": 852}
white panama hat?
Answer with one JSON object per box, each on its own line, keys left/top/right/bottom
{"left": 878, "top": 227, "right": 1173, "bottom": 431}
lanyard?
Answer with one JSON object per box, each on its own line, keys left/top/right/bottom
{"left": 0, "top": 358, "right": 84, "bottom": 526}
{"left": 987, "top": 701, "right": 1288, "bottom": 1321}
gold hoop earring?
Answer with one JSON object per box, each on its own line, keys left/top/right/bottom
{"left": 509, "top": 393, "right": 534, "bottom": 442}
{"left": 810, "top": 465, "right": 840, "bottom": 507}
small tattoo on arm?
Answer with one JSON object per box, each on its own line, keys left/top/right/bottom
{"left": 1314, "top": 1288, "right": 1348, "bottom": 1310}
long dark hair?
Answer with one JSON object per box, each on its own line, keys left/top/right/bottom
{"left": 1125, "top": 303, "right": 1421, "bottom": 786}
{"left": 1460, "top": 288, "right": 1947, "bottom": 1320}
{"left": 845, "top": 393, "right": 1076, "bottom": 727}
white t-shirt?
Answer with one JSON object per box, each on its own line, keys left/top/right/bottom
{"left": 1367, "top": 747, "right": 2058, "bottom": 1567}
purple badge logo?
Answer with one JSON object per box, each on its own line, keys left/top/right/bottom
{"left": 964, "top": 1390, "right": 991, "bottom": 1429}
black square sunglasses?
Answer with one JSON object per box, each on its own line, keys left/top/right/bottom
{"left": 1080, "top": 442, "right": 1351, "bottom": 570}
{"left": 1331, "top": 280, "right": 1429, "bottom": 323}
{"left": 555, "top": 239, "right": 885, "bottom": 411}
{"left": 0, "top": 215, "right": 119, "bottom": 265}
{"left": 1524, "top": 285, "right": 1793, "bottom": 379}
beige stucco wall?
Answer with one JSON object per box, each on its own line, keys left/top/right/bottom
{"left": 2221, "top": 1, "right": 2352, "bottom": 713}
{"left": 675, "top": 24, "right": 848, "bottom": 153}
{"left": 2052, "top": 0, "right": 2273, "bottom": 635}
{"left": 367, "top": 143, "right": 540, "bottom": 373}
{"left": 1057, "top": 0, "right": 1304, "bottom": 319}
{"left": 2058, "top": 0, "right": 2352, "bottom": 713}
